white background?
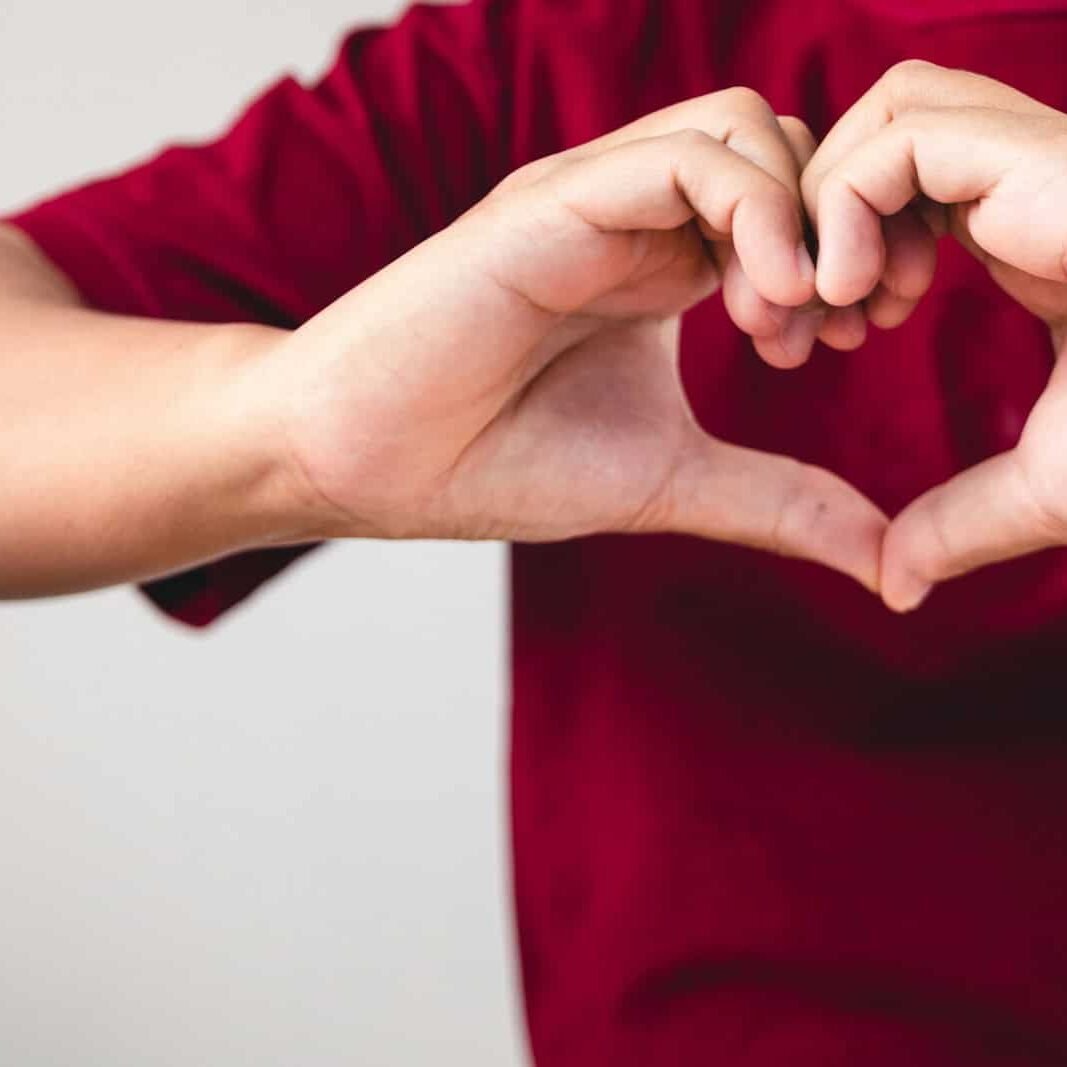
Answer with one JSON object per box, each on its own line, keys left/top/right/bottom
{"left": 0, "top": 2, "right": 524, "bottom": 1064}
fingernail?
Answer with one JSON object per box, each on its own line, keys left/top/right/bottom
{"left": 781, "top": 309, "right": 824, "bottom": 364}
{"left": 892, "top": 573, "right": 932, "bottom": 613}
{"left": 796, "top": 242, "right": 817, "bottom": 287}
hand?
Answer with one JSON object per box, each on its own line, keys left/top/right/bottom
{"left": 253, "top": 90, "right": 888, "bottom": 591}
{"left": 801, "top": 60, "right": 1067, "bottom": 611}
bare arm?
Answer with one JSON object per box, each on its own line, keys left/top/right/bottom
{"left": 0, "top": 224, "right": 308, "bottom": 598}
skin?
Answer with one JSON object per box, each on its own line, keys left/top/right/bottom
{"left": 0, "top": 89, "right": 888, "bottom": 598}
{"left": 801, "top": 60, "right": 1067, "bottom": 611}
{"left": 3, "top": 63, "right": 1067, "bottom": 610}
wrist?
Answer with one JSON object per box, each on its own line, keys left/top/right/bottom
{"left": 214, "top": 322, "right": 374, "bottom": 549}
{"left": 0, "top": 312, "right": 337, "bottom": 598}
{"left": 198, "top": 322, "right": 342, "bottom": 551}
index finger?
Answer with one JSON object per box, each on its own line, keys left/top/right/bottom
{"left": 801, "top": 61, "right": 1056, "bottom": 307}
{"left": 575, "top": 88, "right": 807, "bottom": 197}
{"left": 548, "top": 128, "right": 816, "bottom": 308}
{"left": 809, "top": 106, "right": 1067, "bottom": 307}
{"left": 803, "top": 60, "right": 1052, "bottom": 216}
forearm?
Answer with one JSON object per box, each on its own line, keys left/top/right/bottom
{"left": 0, "top": 230, "right": 311, "bottom": 598}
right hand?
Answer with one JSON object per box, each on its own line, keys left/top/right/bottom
{"left": 254, "top": 90, "right": 887, "bottom": 592}
{"left": 801, "top": 61, "right": 1067, "bottom": 610}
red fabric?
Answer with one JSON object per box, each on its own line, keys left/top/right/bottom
{"left": 7, "top": 1, "right": 1067, "bottom": 1062}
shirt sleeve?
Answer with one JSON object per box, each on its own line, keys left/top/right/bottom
{"left": 1, "top": 0, "right": 516, "bottom": 627}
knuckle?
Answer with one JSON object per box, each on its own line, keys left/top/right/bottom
{"left": 720, "top": 85, "right": 771, "bottom": 114}
{"left": 672, "top": 126, "right": 714, "bottom": 150}
{"left": 669, "top": 128, "right": 722, "bottom": 177}
{"left": 777, "top": 114, "right": 814, "bottom": 143}
{"left": 883, "top": 58, "right": 939, "bottom": 87}
{"left": 491, "top": 166, "right": 533, "bottom": 199}
{"left": 492, "top": 154, "right": 563, "bottom": 196}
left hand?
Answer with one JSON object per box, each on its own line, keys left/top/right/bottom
{"left": 256, "top": 89, "right": 889, "bottom": 592}
{"left": 800, "top": 60, "right": 1067, "bottom": 611}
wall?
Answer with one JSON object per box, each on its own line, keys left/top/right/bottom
{"left": 0, "top": 2, "right": 522, "bottom": 1063}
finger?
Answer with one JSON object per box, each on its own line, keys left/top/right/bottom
{"left": 713, "top": 93, "right": 810, "bottom": 196}
{"left": 575, "top": 88, "right": 807, "bottom": 195}
{"left": 672, "top": 98, "right": 813, "bottom": 315}
{"left": 813, "top": 159, "right": 948, "bottom": 309}
{"left": 664, "top": 432, "right": 889, "bottom": 594}
{"left": 802, "top": 59, "right": 1052, "bottom": 218}
{"left": 719, "top": 114, "right": 822, "bottom": 367}
{"left": 818, "top": 304, "right": 868, "bottom": 350}
{"left": 778, "top": 115, "right": 818, "bottom": 170}
{"left": 778, "top": 118, "right": 821, "bottom": 273}
{"left": 498, "top": 89, "right": 809, "bottom": 201}
{"left": 884, "top": 352, "right": 1067, "bottom": 610}
{"left": 722, "top": 252, "right": 825, "bottom": 369}
{"left": 882, "top": 206, "right": 939, "bottom": 304}
{"left": 865, "top": 285, "right": 919, "bottom": 331}
{"left": 947, "top": 205, "right": 1067, "bottom": 328}
{"left": 801, "top": 62, "right": 1058, "bottom": 306}
{"left": 812, "top": 170, "right": 887, "bottom": 307}
{"left": 550, "top": 128, "right": 816, "bottom": 309}
{"left": 521, "top": 95, "right": 819, "bottom": 345}
{"left": 721, "top": 251, "right": 787, "bottom": 339}
{"left": 917, "top": 195, "right": 949, "bottom": 240}
{"left": 880, "top": 450, "right": 1060, "bottom": 612}
{"left": 809, "top": 107, "right": 1067, "bottom": 306}
{"left": 584, "top": 223, "right": 725, "bottom": 319}
{"left": 554, "top": 93, "right": 819, "bottom": 322}
{"left": 723, "top": 112, "right": 861, "bottom": 363}
{"left": 863, "top": 206, "right": 939, "bottom": 329}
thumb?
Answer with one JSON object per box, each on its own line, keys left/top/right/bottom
{"left": 882, "top": 354, "right": 1067, "bottom": 611}
{"left": 661, "top": 432, "right": 888, "bottom": 594}
{"left": 880, "top": 449, "right": 1061, "bottom": 612}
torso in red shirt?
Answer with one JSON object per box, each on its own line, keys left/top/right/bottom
{"left": 509, "top": 2, "right": 1067, "bottom": 1063}
{"left": 10, "top": 1, "right": 1067, "bottom": 1063}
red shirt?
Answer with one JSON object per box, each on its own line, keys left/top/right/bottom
{"left": 8, "top": 1, "right": 1067, "bottom": 1062}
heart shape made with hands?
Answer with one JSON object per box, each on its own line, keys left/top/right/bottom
{"left": 281, "top": 61, "right": 1067, "bottom": 615}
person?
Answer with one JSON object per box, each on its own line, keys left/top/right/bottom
{"left": 3, "top": 0, "right": 1067, "bottom": 1062}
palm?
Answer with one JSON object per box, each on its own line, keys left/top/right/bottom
{"left": 443, "top": 311, "right": 696, "bottom": 541}
{"left": 278, "top": 209, "right": 716, "bottom": 544}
